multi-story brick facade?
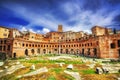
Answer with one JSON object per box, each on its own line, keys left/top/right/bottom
{"left": 0, "top": 25, "right": 120, "bottom": 59}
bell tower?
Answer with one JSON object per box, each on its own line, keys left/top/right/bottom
{"left": 58, "top": 25, "right": 63, "bottom": 32}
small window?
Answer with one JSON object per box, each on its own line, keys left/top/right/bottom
{"left": 4, "top": 40, "right": 6, "bottom": 44}
{"left": 3, "top": 34, "right": 7, "bottom": 36}
{"left": 7, "top": 45, "right": 10, "bottom": 51}
{"left": 69, "top": 45, "right": 70, "bottom": 47}
{"left": 82, "top": 44, "right": 84, "bottom": 47}
{"left": 88, "top": 43, "right": 89, "bottom": 46}
{"left": 29, "top": 44, "right": 31, "bottom": 47}
{"left": 32, "top": 44, "right": 34, "bottom": 47}
{"left": 3, "top": 46, "right": 6, "bottom": 51}
{"left": 110, "top": 43, "right": 115, "bottom": 48}
{"left": 26, "top": 44, "right": 28, "bottom": 47}
{"left": 118, "top": 40, "right": 120, "bottom": 47}
{"left": 5, "top": 29, "right": 7, "bottom": 31}
{"left": 54, "top": 49, "right": 57, "bottom": 51}
{"left": 1, "top": 40, "right": 3, "bottom": 44}
{"left": 66, "top": 45, "right": 68, "bottom": 47}
{"left": 22, "top": 43, "right": 25, "bottom": 47}
{"left": 74, "top": 45, "right": 76, "bottom": 47}
{"left": 91, "top": 43, "right": 92, "bottom": 46}
{"left": 79, "top": 44, "right": 81, "bottom": 47}
{"left": 41, "top": 45, "right": 43, "bottom": 47}
{"left": 0, "top": 46, "right": 2, "bottom": 51}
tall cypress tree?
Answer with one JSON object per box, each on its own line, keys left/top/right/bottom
{"left": 113, "top": 28, "right": 117, "bottom": 34}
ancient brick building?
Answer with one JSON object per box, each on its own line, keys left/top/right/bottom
{"left": 0, "top": 25, "right": 120, "bottom": 59}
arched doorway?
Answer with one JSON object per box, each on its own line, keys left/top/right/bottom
{"left": 71, "top": 49, "right": 74, "bottom": 54}
{"left": 82, "top": 49, "right": 84, "bottom": 56}
{"left": 43, "top": 49, "right": 46, "bottom": 54}
{"left": 60, "top": 49, "right": 63, "bottom": 54}
{"left": 66, "top": 49, "right": 68, "bottom": 54}
{"left": 31, "top": 49, "right": 35, "bottom": 55}
{"left": 93, "top": 48, "right": 97, "bottom": 57}
{"left": 118, "top": 49, "right": 120, "bottom": 58}
{"left": 87, "top": 48, "right": 90, "bottom": 56}
{"left": 37, "top": 49, "right": 40, "bottom": 54}
{"left": 77, "top": 49, "right": 80, "bottom": 54}
{"left": 25, "top": 49, "right": 28, "bottom": 56}
{"left": 13, "top": 53, "right": 16, "bottom": 58}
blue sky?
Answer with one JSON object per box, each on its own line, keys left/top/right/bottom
{"left": 0, "top": 0, "right": 120, "bottom": 33}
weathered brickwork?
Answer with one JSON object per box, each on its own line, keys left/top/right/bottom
{"left": 0, "top": 25, "right": 120, "bottom": 59}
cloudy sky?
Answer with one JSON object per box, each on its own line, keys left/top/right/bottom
{"left": 0, "top": 0, "right": 120, "bottom": 33}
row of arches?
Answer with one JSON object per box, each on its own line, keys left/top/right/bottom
{"left": 21, "top": 48, "right": 98, "bottom": 57}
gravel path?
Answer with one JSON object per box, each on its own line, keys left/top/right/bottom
{"left": 18, "top": 67, "right": 48, "bottom": 78}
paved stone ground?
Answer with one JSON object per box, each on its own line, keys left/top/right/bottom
{"left": 0, "top": 64, "right": 25, "bottom": 78}
{"left": 0, "top": 62, "right": 4, "bottom": 66}
{"left": 18, "top": 67, "right": 48, "bottom": 78}
{"left": 64, "top": 70, "right": 81, "bottom": 80}
{"left": 49, "top": 56, "right": 72, "bottom": 60}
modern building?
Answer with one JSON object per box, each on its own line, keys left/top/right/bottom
{"left": 0, "top": 25, "right": 120, "bottom": 59}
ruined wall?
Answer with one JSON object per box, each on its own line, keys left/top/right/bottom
{"left": 0, "top": 27, "right": 9, "bottom": 38}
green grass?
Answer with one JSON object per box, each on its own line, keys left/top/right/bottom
{"left": 22, "top": 59, "right": 83, "bottom": 64}
{"left": 66, "top": 69, "right": 79, "bottom": 72}
{"left": 63, "top": 74, "right": 75, "bottom": 80}
{"left": 0, "top": 74, "right": 17, "bottom": 80}
{"left": 51, "top": 68, "right": 63, "bottom": 73}
{"left": 81, "top": 69, "right": 95, "bottom": 74}
{"left": 47, "top": 75, "right": 56, "bottom": 80}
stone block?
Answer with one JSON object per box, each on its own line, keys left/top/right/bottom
{"left": 67, "top": 64, "right": 73, "bottom": 70}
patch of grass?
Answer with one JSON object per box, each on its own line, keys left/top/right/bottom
{"left": 49, "top": 60, "right": 83, "bottom": 64}
{"left": 109, "top": 62, "right": 120, "bottom": 64}
{"left": 47, "top": 75, "right": 56, "bottom": 80}
{"left": 51, "top": 68, "right": 63, "bottom": 73}
{"left": 66, "top": 69, "right": 79, "bottom": 72}
{"left": 0, "top": 74, "right": 17, "bottom": 80}
{"left": 63, "top": 74, "right": 75, "bottom": 80}
{"left": 81, "top": 69, "right": 95, "bottom": 74}
{"left": 21, "top": 60, "right": 47, "bottom": 64}
{"left": 21, "top": 59, "right": 83, "bottom": 64}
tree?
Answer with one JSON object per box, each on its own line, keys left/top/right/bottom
{"left": 113, "top": 28, "right": 117, "bottom": 34}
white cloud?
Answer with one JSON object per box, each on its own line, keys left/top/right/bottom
{"left": 36, "top": 28, "right": 50, "bottom": 34}
{"left": 3, "top": 4, "right": 60, "bottom": 31}
{"left": 61, "top": 2, "right": 81, "bottom": 16}
{"left": 29, "top": 28, "right": 36, "bottom": 33}
{"left": 21, "top": 27, "right": 27, "bottom": 31}
{"left": 2, "top": 1, "right": 120, "bottom": 34}
{"left": 42, "top": 28, "right": 50, "bottom": 33}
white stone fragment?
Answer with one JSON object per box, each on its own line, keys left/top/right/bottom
{"left": 67, "top": 64, "right": 73, "bottom": 70}
{"left": 30, "top": 65, "right": 35, "bottom": 70}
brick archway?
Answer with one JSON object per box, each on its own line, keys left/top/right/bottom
{"left": 25, "top": 49, "right": 28, "bottom": 56}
